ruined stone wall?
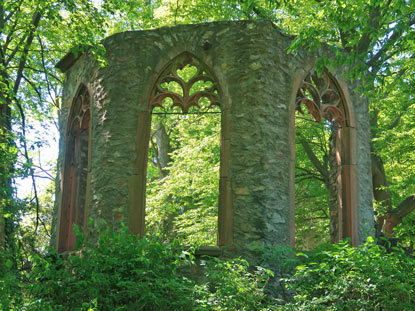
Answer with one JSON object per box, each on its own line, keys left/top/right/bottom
{"left": 52, "top": 20, "right": 374, "bottom": 253}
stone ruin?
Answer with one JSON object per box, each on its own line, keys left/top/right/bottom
{"left": 52, "top": 20, "right": 374, "bottom": 257}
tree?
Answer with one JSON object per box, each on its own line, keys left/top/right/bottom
{"left": 0, "top": 0, "right": 110, "bottom": 266}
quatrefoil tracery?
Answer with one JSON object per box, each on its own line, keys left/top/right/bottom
{"left": 150, "top": 54, "right": 220, "bottom": 113}
{"left": 296, "top": 70, "right": 346, "bottom": 127}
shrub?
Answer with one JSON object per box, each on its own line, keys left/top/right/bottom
{"left": 278, "top": 238, "right": 415, "bottom": 311}
{"left": 28, "top": 226, "right": 195, "bottom": 311}
{"left": 29, "top": 224, "right": 415, "bottom": 311}
{"left": 27, "top": 225, "right": 276, "bottom": 311}
{"left": 194, "top": 257, "right": 273, "bottom": 311}
{"left": 0, "top": 252, "right": 22, "bottom": 311}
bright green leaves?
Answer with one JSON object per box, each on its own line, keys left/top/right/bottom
{"left": 280, "top": 0, "right": 415, "bottom": 82}
{"left": 26, "top": 227, "right": 275, "bottom": 310}
{"left": 160, "top": 81, "right": 184, "bottom": 96}
{"left": 146, "top": 111, "right": 221, "bottom": 246}
{"left": 295, "top": 112, "right": 331, "bottom": 249}
{"left": 27, "top": 227, "right": 196, "bottom": 311}
{"left": 101, "top": 0, "right": 281, "bottom": 33}
{"left": 195, "top": 258, "right": 273, "bottom": 311}
{"left": 281, "top": 240, "right": 415, "bottom": 310}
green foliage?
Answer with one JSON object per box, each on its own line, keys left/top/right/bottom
{"left": 6, "top": 225, "right": 415, "bottom": 311}
{"left": 195, "top": 257, "right": 273, "bottom": 311}
{"left": 25, "top": 226, "right": 277, "bottom": 311}
{"left": 0, "top": 251, "right": 23, "bottom": 311}
{"left": 146, "top": 111, "right": 220, "bottom": 246}
{"left": 295, "top": 114, "right": 331, "bottom": 249}
{"left": 28, "top": 225, "right": 195, "bottom": 311}
{"left": 280, "top": 238, "right": 415, "bottom": 311}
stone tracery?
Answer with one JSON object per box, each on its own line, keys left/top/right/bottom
{"left": 150, "top": 53, "right": 220, "bottom": 113}
{"left": 70, "top": 88, "right": 90, "bottom": 130}
{"left": 296, "top": 70, "right": 346, "bottom": 127}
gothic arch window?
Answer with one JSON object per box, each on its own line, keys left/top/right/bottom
{"left": 130, "top": 53, "right": 233, "bottom": 247}
{"left": 58, "top": 85, "right": 91, "bottom": 252}
{"left": 293, "top": 69, "right": 358, "bottom": 247}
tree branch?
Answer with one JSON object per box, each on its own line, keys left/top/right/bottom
{"left": 13, "top": 10, "right": 41, "bottom": 94}
{"left": 366, "top": 16, "right": 415, "bottom": 68}
{"left": 22, "top": 74, "right": 43, "bottom": 101}
{"left": 357, "top": 5, "right": 381, "bottom": 54}
{"left": 32, "top": 164, "right": 56, "bottom": 181}
{"left": 380, "top": 195, "right": 415, "bottom": 236}
{"left": 387, "top": 103, "right": 413, "bottom": 131}
{"left": 37, "top": 34, "right": 60, "bottom": 108}
{"left": 4, "top": 0, "right": 24, "bottom": 23}
{"left": 13, "top": 96, "right": 42, "bottom": 234}
{"left": 9, "top": 65, "right": 63, "bottom": 84}
{"left": 295, "top": 166, "right": 325, "bottom": 182}
{"left": 299, "top": 138, "right": 329, "bottom": 181}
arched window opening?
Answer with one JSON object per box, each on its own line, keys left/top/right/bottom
{"left": 146, "top": 54, "right": 221, "bottom": 246}
{"left": 294, "top": 70, "right": 349, "bottom": 249}
{"left": 58, "top": 85, "right": 90, "bottom": 252}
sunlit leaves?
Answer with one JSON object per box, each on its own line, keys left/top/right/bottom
{"left": 295, "top": 112, "right": 331, "bottom": 249}
{"left": 146, "top": 111, "right": 220, "bottom": 246}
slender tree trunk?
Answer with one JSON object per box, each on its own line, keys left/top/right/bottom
{"left": 154, "top": 121, "right": 170, "bottom": 178}
{"left": 0, "top": 64, "right": 13, "bottom": 251}
{"left": 0, "top": 99, "right": 12, "bottom": 251}
{"left": 152, "top": 120, "right": 176, "bottom": 240}
{"left": 371, "top": 151, "right": 392, "bottom": 209}
{"left": 0, "top": 8, "right": 41, "bottom": 251}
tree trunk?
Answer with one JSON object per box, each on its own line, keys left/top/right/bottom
{"left": 0, "top": 71, "right": 13, "bottom": 251}
{"left": 378, "top": 195, "right": 415, "bottom": 237}
{"left": 371, "top": 147, "right": 415, "bottom": 237}
{"left": 0, "top": 104, "right": 12, "bottom": 251}
{"left": 371, "top": 151, "right": 392, "bottom": 210}
{"left": 152, "top": 119, "right": 176, "bottom": 239}
{"left": 0, "top": 8, "right": 41, "bottom": 252}
{"left": 154, "top": 121, "right": 170, "bottom": 178}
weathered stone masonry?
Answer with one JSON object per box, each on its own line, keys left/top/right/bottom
{"left": 52, "top": 20, "right": 374, "bottom": 255}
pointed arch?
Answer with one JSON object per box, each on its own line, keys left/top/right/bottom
{"left": 129, "top": 52, "right": 233, "bottom": 247}
{"left": 291, "top": 69, "right": 358, "bottom": 246}
{"left": 57, "top": 84, "right": 92, "bottom": 252}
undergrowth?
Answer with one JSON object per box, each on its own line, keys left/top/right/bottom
{"left": 1, "top": 228, "right": 415, "bottom": 311}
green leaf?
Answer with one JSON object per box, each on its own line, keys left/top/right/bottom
{"left": 5, "top": 259, "right": 13, "bottom": 268}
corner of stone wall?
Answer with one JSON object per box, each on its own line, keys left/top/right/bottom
{"left": 346, "top": 78, "right": 374, "bottom": 243}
